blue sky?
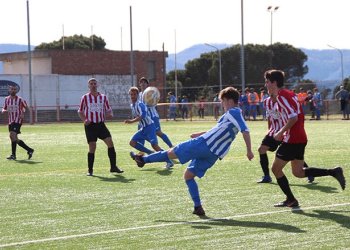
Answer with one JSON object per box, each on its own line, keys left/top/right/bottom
{"left": 1, "top": 0, "right": 349, "bottom": 53}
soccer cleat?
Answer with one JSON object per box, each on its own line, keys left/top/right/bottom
{"left": 164, "top": 161, "right": 174, "bottom": 169}
{"left": 110, "top": 166, "right": 124, "bottom": 173}
{"left": 193, "top": 205, "right": 206, "bottom": 216}
{"left": 274, "top": 199, "right": 299, "bottom": 208}
{"left": 332, "top": 167, "right": 346, "bottom": 190}
{"left": 27, "top": 149, "right": 34, "bottom": 160}
{"left": 7, "top": 155, "right": 16, "bottom": 160}
{"left": 130, "top": 152, "right": 145, "bottom": 168}
{"left": 257, "top": 176, "right": 272, "bottom": 183}
{"left": 86, "top": 172, "right": 93, "bottom": 176}
{"left": 307, "top": 175, "right": 315, "bottom": 183}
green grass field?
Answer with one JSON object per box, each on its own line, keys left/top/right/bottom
{"left": 0, "top": 120, "right": 349, "bottom": 249}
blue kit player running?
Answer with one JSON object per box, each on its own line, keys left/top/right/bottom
{"left": 130, "top": 87, "right": 254, "bottom": 216}
{"left": 125, "top": 87, "right": 174, "bottom": 168}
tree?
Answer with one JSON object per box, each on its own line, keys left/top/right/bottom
{"left": 167, "top": 43, "right": 308, "bottom": 90}
{"left": 35, "top": 34, "right": 106, "bottom": 50}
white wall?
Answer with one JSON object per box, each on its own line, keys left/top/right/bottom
{"left": 0, "top": 74, "right": 133, "bottom": 110}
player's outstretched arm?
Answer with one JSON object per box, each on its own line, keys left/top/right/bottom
{"left": 190, "top": 132, "right": 206, "bottom": 138}
{"left": 242, "top": 131, "right": 254, "bottom": 161}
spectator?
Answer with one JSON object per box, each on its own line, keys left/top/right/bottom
{"left": 198, "top": 97, "right": 205, "bottom": 118}
{"left": 180, "top": 95, "right": 189, "bottom": 119}
{"left": 335, "top": 86, "right": 350, "bottom": 120}
{"left": 297, "top": 88, "right": 308, "bottom": 114}
{"left": 168, "top": 92, "right": 177, "bottom": 120}
{"left": 213, "top": 93, "right": 220, "bottom": 120}
{"left": 312, "top": 88, "right": 322, "bottom": 120}
{"left": 248, "top": 88, "right": 259, "bottom": 120}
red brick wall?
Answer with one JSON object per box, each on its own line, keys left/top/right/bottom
{"left": 48, "top": 50, "right": 167, "bottom": 93}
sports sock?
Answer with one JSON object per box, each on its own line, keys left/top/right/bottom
{"left": 186, "top": 179, "right": 201, "bottom": 207}
{"left": 88, "top": 153, "right": 94, "bottom": 172}
{"left": 160, "top": 133, "right": 173, "bottom": 148}
{"left": 17, "top": 140, "right": 32, "bottom": 151}
{"left": 304, "top": 167, "right": 332, "bottom": 177}
{"left": 143, "top": 150, "right": 169, "bottom": 163}
{"left": 276, "top": 175, "right": 295, "bottom": 201}
{"left": 108, "top": 147, "right": 116, "bottom": 168}
{"left": 259, "top": 153, "right": 269, "bottom": 176}
{"left": 11, "top": 141, "right": 17, "bottom": 156}
{"left": 134, "top": 142, "right": 153, "bottom": 155}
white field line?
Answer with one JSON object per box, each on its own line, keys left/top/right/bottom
{"left": 1, "top": 202, "right": 349, "bottom": 248}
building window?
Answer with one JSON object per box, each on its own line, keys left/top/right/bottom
{"left": 147, "top": 60, "right": 156, "bottom": 81}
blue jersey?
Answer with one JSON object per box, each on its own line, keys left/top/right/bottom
{"left": 201, "top": 107, "right": 249, "bottom": 159}
{"left": 131, "top": 100, "right": 153, "bottom": 129}
{"left": 139, "top": 91, "right": 160, "bottom": 119}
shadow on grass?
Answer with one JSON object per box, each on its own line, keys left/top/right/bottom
{"left": 292, "top": 209, "right": 350, "bottom": 229}
{"left": 93, "top": 174, "right": 136, "bottom": 183}
{"left": 269, "top": 182, "right": 340, "bottom": 193}
{"left": 157, "top": 218, "right": 305, "bottom": 233}
{"left": 139, "top": 167, "right": 174, "bottom": 176}
{"left": 14, "top": 160, "right": 43, "bottom": 165}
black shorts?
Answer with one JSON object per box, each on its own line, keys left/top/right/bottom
{"left": 276, "top": 142, "right": 307, "bottom": 161}
{"left": 8, "top": 123, "right": 22, "bottom": 134}
{"left": 84, "top": 122, "right": 111, "bottom": 143}
{"left": 261, "top": 135, "right": 281, "bottom": 152}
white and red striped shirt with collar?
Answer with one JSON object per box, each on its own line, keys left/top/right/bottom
{"left": 2, "top": 95, "right": 27, "bottom": 124}
{"left": 276, "top": 88, "right": 307, "bottom": 144}
{"left": 78, "top": 92, "right": 112, "bottom": 123}
{"left": 264, "top": 96, "right": 287, "bottom": 137}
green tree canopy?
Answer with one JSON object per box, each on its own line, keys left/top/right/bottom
{"left": 167, "top": 43, "right": 308, "bottom": 91}
{"left": 35, "top": 34, "right": 106, "bottom": 50}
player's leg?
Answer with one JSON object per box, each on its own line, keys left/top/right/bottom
{"left": 15, "top": 124, "right": 34, "bottom": 159}
{"left": 87, "top": 141, "right": 96, "bottom": 176}
{"left": 8, "top": 130, "right": 18, "bottom": 160}
{"left": 257, "top": 144, "right": 272, "bottom": 183}
{"left": 100, "top": 124, "right": 123, "bottom": 174}
{"left": 184, "top": 169, "right": 204, "bottom": 216}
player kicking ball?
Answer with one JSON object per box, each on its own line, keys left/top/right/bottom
{"left": 130, "top": 87, "right": 254, "bottom": 216}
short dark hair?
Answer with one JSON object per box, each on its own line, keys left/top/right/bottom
{"left": 219, "top": 87, "right": 239, "bottom": 104}
{"left": 264, "top": 69, "right": 285, "bottom": 88}
{"left": 139, "top": 77, "right": 149, "bottom": 85}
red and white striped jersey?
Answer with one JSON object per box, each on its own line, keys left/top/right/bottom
{"left": 78, "top": 92, "right": 112, "bottom": 123}
{"left": 276, "top": 89, "right": 307, "bottom": 143}
{"left": 264, "top": 97, "right": 287, "bottom": 137}
{"left": 2, "top": 95, "right": 27, "bottom": 124}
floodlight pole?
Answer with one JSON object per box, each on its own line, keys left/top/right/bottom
{"left": 327, "top": 44, "right": 344, "bottom": 82}
{"left": 267, "top": 6, "right": 279, "bottom": 45}
{"left": 204, "top": 43, "right": 222, "bottom": 91}
{"left": 26, "top": 0, "right": 33, "bottom": 124}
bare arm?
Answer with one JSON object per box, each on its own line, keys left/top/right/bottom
{"left": 242, "top": 131, "right": 254, "bottom": 160}
{"left": 124, "top": 116, "right": 141, "bottom": 124}
{"left": 190, "top": 131, "right": 206, "bottom": 138}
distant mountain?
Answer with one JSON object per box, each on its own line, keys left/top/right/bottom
{"left": 166, "top": 44, "right": 350, "bottom": 83}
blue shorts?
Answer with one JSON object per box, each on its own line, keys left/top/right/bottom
{"left": 151, "top": 116, "right": 161, "bottom": 132}
{"left": 132, "top": 124, "right": 158, "bottom": 145}
{"left": 174, "top": 137, "right": 218, "bottom": 178}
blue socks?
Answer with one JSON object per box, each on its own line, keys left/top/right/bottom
{"left": 134, "top": 142, "right": 153, "bottom": 155}
{"left": 144, "top": 150, "right": 170, "bottom": 163}
{"left": 160, "top": 133, "right": 173, "bottom": 148}
{"left": 186, "top": 179, "right": 201, "bottom": 207}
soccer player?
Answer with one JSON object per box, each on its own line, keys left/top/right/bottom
{"left": 130, "top": 87, "right": 254, "bottom": 216}
{"left": 138, "top": 77, "right": 174, "bottom": 168}
{"left": 78, "top": 78, "right": 123, "bottom": 176}
{"left": 2, "top": 85, "right": 34, "bottom": 160}
{"left": 125, "top": 87, "right": 174, "bottom": 168}
{"left": 257, "top": 94, "right": 314, "bottom": 184}
{"left": 264, "top": 69, "right": 346, "bottom": 208}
